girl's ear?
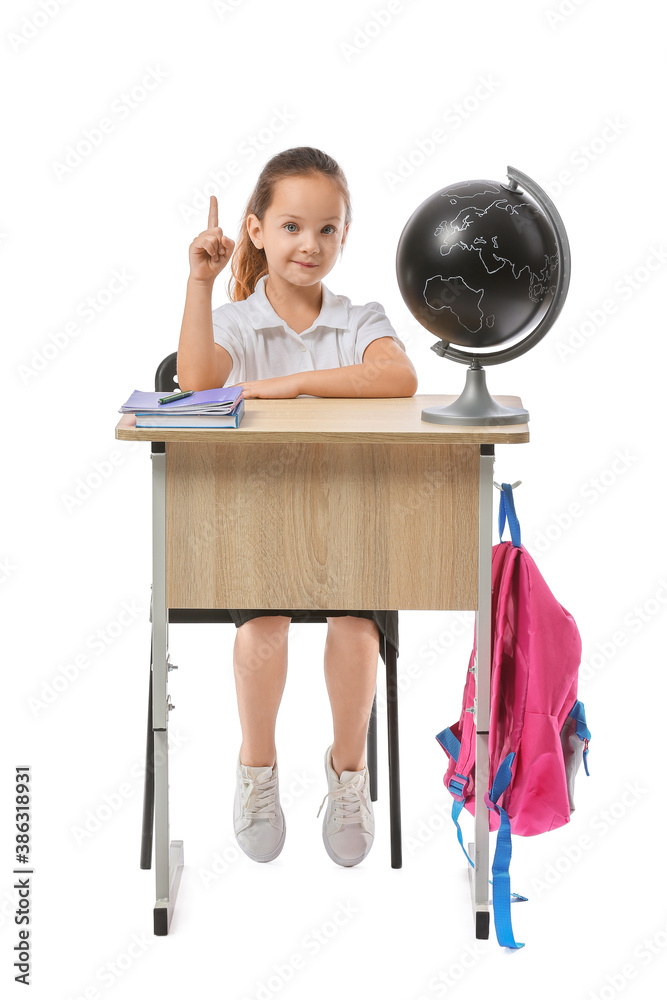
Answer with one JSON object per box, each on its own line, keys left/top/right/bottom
{"left": 247, "top": 213, "right": 262, "bottom": 249}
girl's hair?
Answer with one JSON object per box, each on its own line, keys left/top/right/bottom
{"left": 226, "top": 146, "right": 352, "bottom": 302}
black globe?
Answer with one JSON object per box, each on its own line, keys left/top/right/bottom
{"left": 396, "top": 177, "right": 561, "bottom": 353}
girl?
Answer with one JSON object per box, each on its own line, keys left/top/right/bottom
{"left": 177, "top": 146, "right": 417, "bottom": 868}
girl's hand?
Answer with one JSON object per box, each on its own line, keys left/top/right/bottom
{"left": 230, "top": 374, "right": 303, "bottom": 399}
{"left": 188, "top": 195, "right": 235, "bottom": 284}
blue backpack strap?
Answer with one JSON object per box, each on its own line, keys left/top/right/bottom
{"left": 486, "top": 752, "right": 524, "bottom": 949}
{"left": 436, "top": 726, "right": 462, "bottom": 761}
{"left": 436, "top": 729, "right": 527, "bottom": 901}
{"left": 498, "top": 483, "right": 521, "bottom": 547}
{"left": 451, "top": 798, "right": 476, "bottom": 868}
{"left": 568, "top": 699, "right": 592, "bottom": 776}
{"left": 436, "top": 728, "right": 475, "bottom": 866}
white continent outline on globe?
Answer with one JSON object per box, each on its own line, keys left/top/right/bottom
{"left": 434, "top": 198, "right": 559, "bottom": 299}
{"left": 422, "top": 196, "right": 559, "bottom": 331}
{"left": 422, "top": 274, "right": 486, "bottom": 334}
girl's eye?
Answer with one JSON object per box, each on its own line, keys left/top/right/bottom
{"left": 283, "top": 223, "right": 336, "bottom": 234}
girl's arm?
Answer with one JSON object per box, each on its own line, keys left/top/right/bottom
{"left": 176, "top": 278, "right": 232, "bottom": 390}
{"left": 297, "top": 336, "right": 418, "bottom": 398}
{"left": 177, "top": 195, "right": 235, "bottom": 391}
{"left": 237, "top": 338, "right": 418, "bottom": 399}
{"left": 177, "top": 278, "right": 215, "bottom": 390}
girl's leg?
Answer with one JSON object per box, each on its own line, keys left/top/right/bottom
{"left": 232, "top": 615, "right": 292, "bottom": 767}
{"left": 323, "top": 616, "right": 380, "bottom": 774}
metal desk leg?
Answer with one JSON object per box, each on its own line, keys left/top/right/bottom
{"left": 150, "top": 447, "right": 184, "bottom": 936}
{"left": 140, "top": 634, "right": 155, "bottom": 870}
{"left": 468, "top": 444, "right": 494, "bottom": 939}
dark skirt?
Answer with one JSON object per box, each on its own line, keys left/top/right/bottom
{"left": 226, "top": 610, "right": 398, "bottom": 666}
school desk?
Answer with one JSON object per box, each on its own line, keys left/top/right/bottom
{"left": 115, "top": 394, "right": 528, "bottom": 935}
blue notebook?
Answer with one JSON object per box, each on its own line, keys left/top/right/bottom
{"left": 135, "top": 397, "right": 245, "bottom": 428}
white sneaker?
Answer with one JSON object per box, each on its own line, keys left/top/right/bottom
{"left": 233, "top": 754, "right": 286, "bottom": 863}
{"left": 317, "top": 744, "right": 375, "bottom": 867}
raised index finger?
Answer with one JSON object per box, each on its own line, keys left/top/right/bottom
{"left": 208, "top": 195, "right": 218, "bottom": 230}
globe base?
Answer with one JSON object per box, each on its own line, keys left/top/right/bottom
{"left": 421, "top": 365, "right": 530, "bottom": 426}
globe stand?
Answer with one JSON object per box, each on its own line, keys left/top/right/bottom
{"left": 421, "top": 358, "right": 530, "bottom": 426}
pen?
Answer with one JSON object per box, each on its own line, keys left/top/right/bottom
{"left": 158, "top": 390, "right": 195, "bottom": 404}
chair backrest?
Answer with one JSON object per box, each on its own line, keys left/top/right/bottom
{"left": 155, "top": 352, "right": 179, "bottom": 393}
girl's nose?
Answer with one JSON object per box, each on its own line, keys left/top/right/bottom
{"left": 299, "top": 231, "right": 320, "bottom": 253}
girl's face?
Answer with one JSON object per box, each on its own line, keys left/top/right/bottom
{"left": 247, "top": 173, "right": 348, "bottom": 289}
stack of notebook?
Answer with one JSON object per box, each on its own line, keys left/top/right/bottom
{"left": 119, "top": 386, "right": 245, "bottom": 428}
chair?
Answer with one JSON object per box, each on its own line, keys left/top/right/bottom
{"left": 140, "top": 352, "right": 402, "bottom": 874}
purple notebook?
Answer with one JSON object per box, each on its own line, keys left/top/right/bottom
{"left": 119, "top": 386, "right": 243, "bottom": 415}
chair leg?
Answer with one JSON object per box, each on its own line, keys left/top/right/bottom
{"left": 367, "top": 685, "right": 378, "bottom": 801}
{"left": 385, "top": 637, "right": 402, "bottom": 868}
{"left": 140, "top": 635, "right": 154, "bottom": 870}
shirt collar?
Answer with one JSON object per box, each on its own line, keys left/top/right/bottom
{"left": 246, "top": 273, "right": 349, "bottom": 333}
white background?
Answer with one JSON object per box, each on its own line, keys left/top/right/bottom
{"left": 2, "top": 0, "right": 666, "bottom": 997}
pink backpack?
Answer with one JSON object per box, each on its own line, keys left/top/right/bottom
{"left": 436, "top": 484, "right": 591, "bottom": 948}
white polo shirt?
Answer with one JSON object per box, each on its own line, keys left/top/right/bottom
{"left": 211, "top": 273, "right": 406, "bottom": 387}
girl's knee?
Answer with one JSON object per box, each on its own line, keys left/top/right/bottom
{"left": 326, "top": 616, "right": 379, "bottom": 641}
{"left": 237, "top": 615, "right": 291, "bottom": 636}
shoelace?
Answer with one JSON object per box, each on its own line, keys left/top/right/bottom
{"left": 317, "top": 774, "right": 369, "bottom": 827}
{"left": 240, "top": 772, "right": 278, "bottom": 820}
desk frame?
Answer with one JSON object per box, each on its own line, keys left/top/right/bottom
{"left": 148, "top": 444, "right": 181, "bottom": 934}
{"left": 471, "top": 444, "right": 493, "bottom": 938}
{"left": 116, "top": 395, "right": 526, "bottom": 936}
